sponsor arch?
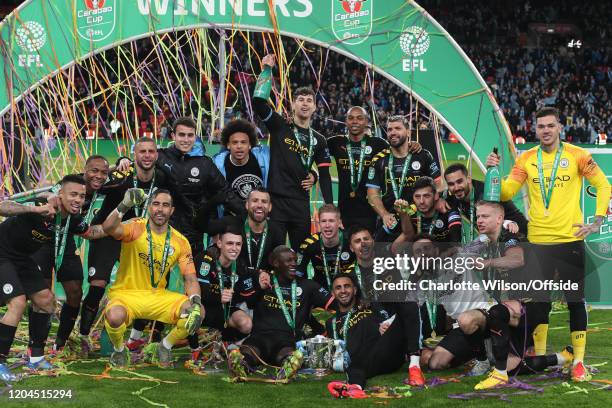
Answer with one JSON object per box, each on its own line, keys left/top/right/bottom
{"left": 1, "top": 0, "right": 515, "bottom": 173}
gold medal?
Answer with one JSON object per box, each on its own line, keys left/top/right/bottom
{"left": 544, "top": 208, "right": 549, "bottom": 217}
{"left": 349, "top": 191, "right": 356, "bottom": 198}
{"left": 74, "top": 248, "right": 80, "bottom": 256}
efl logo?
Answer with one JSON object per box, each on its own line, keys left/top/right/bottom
{"left": 76, "top": 0, "right": 116, "bottom": 42}
{"left": 15, "top": 21, "right": 46, "bottom": 68}
{"left": 399, "top": 26, "right": 431, "bottom": 72}
{"left": 332, "top": 0, "right": 373, "bottom": 46}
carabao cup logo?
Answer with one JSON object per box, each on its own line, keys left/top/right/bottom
{"left": 15, "top": 21, "right": 47, "bottom": 53}
{"left": 332, "top": 0, "right": 373, "bottom": 46}
{"left": 76, "top": 0, "right": 116, "bottom": 42}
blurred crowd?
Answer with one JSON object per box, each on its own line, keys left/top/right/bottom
{"left": 7, "top": 0, "right": 610, "bottom": 143}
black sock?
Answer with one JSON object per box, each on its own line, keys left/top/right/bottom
{"left": 242, "top": 350, "right": 258, "bottom": 368}
{"left": 510, "top": 355, "right": 558, "bottom": 375}
{"left": 151, "top": 321, "right": 165, "bottom": 342}
{"left": 568, "top": 301, "right": 588, "bottom": 332}
{"left": 488, "top": 304, "right": 511, "bottom": 371}
{"left": 133, "top": 319, "right": 148, "bottom": 332}
{"left": 28, "top": 307, "right": 52, "bottom": 358}
{"left": 396, "top": 302, "right": 421, "bottom": 354}
{"left": 0, "top": 322, "right": 18, "bottom": 363}
{"left": 80, "top": 286, "right": 105, "bottom": 335}
{"left": 466, "top": 332, "right": 487, "bottom": 361}
{"left": 55, "top": 304, "right": 80, "bottom": 348}
{"left": 188, "top": 333, "right": 199, "bottom": 350}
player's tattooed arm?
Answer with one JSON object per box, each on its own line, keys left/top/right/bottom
{"left": 184, "top": 273, "right": 202, "bottom": 299}
{"left": 0, "top": 200, "right": 56, "bottom": 217}
{"left": 79, "top": 224, "right": 107, "bottom": 240}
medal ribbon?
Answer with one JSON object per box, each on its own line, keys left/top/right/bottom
{"left": 537, "top": 143, "right": 564, "bottom": 213}
{"left": 146, "top": 222, "right": 172, "bottom": 288}
{"left": 353, "top": 262, "right": 363, "bottom": 289}
{"left": 133, "top": 171, "right": 156, "bottom": 217}
{"left": 74, "top": 191, "right": 103, "bottom": 249}
{"left": 332, "top": 309, "right": 353, "bottom": 342}
{"left": 244, "top": 220, "right": 268, "bottom": 270}
{"left": 54, "top": 213, "right": 71, "bottom": 272}
{"left": 388, "top": 154, "right": 412, "bottom": 200}
{"left": 461, "top": 188, "right": 476, "bottom": 244}
{"left": 319, "top": 231, "right": 344, "bottom": 290}
{"left": 272, "top": 275, "right": 297, "bottom": 332}
{"left": 293, "top": 126, "right": 314, "bottom": 171}
{"left": 217, "top": 261, "right": 238, "bottom": 323}
{"left": 346, "top": 138, "right": 367, "bottom": 194}
{"left": 417, "top": 212, "right": 439, "bottom": 235}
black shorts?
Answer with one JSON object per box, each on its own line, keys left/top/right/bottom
{"left": 31, "top": 244, "right": 83, "bottom": 282}
{"left": 269, "top": 195, "right": 310, "bottom": 224}
{"left": 202, "top": 304, "right": 241, "bottom": 330}
{"left": 437, "top": 327, "right": 486, "bottom": 368}
{"left": 87, "top": 236, "right": 121, "bottom": 282}
{"left": 0, "top": 256, "right": 48, "bottom": 303}
{"left": 530, "top": 241, "right": 585, "bottom": 303}
{"left": 241, "top": 331, "right": 295, "bottom": 366}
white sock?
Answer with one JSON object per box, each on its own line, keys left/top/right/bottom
{"left": 409, "top": 355, "right": 420, "bottom": 368}
{"left": 556, "top": 352, "right": 568, "bottom": 365}
{"left": 494, "top": 368, "right": 507, "bottom": 376}
{"left": 29, "top": 355, "right": 44, "bottom": 364}
{"left": 114, "top": 344, "right": 125, "bottom": 353}
{"left": 162, "top": 337, "right": 172, "bottom": 350}
{"left": 129, "top": 329, "right": 143, "bottom": 341}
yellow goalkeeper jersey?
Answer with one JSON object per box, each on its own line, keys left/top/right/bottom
{"left": 109, "top": 218, "right": 195, "bottom": 292}
{"left": 501, "top": 142, "right": 611, "bottom": 243}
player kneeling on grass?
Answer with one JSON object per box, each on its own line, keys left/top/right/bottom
{"left": 190, "top": 227, "right": 261, "bottom": 359}
{"left": 229, "top": 246, "right": 334, "bottom": 381}
{"left": 101, "top": 188, "right": 202, "bottom": 367}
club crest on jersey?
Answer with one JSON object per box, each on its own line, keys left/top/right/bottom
{"left": 3, "top": 284, "right": 13, "bottom": 294}
{"left": 411, "top": 161, "right": 421, "bottom": 170}
{"left": 435, "top": 219, "right": 444, "bottom": 228}
{"left": 199, "top": 263, "right": 210, "bottom": 276}
{"left": 560, "top": 158, "right": 569, "bottom": 168}
{"left": 190, "top": 167, "right": 200, "bottom": 177}
{"left": 296, "top": 287, "right": 303, "bottom": 297}
{"left": 88, "top": 267, "right": 96, "bottom": 277}
{"left": 341, "top": 251, "right": 350, "bottom": 261}
{"left": 365, "top": 145, "right": 372, "bottom": 154}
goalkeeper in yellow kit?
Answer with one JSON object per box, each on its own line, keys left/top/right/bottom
{"left": 484, "top": 107, "right": 611, "bottom": 386}
{"left": 101, "top": 188, "right": 202, "bottom": 367}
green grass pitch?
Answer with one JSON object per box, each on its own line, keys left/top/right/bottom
{"left": 3, "top": 309, "right": 612, "bottom": 407}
